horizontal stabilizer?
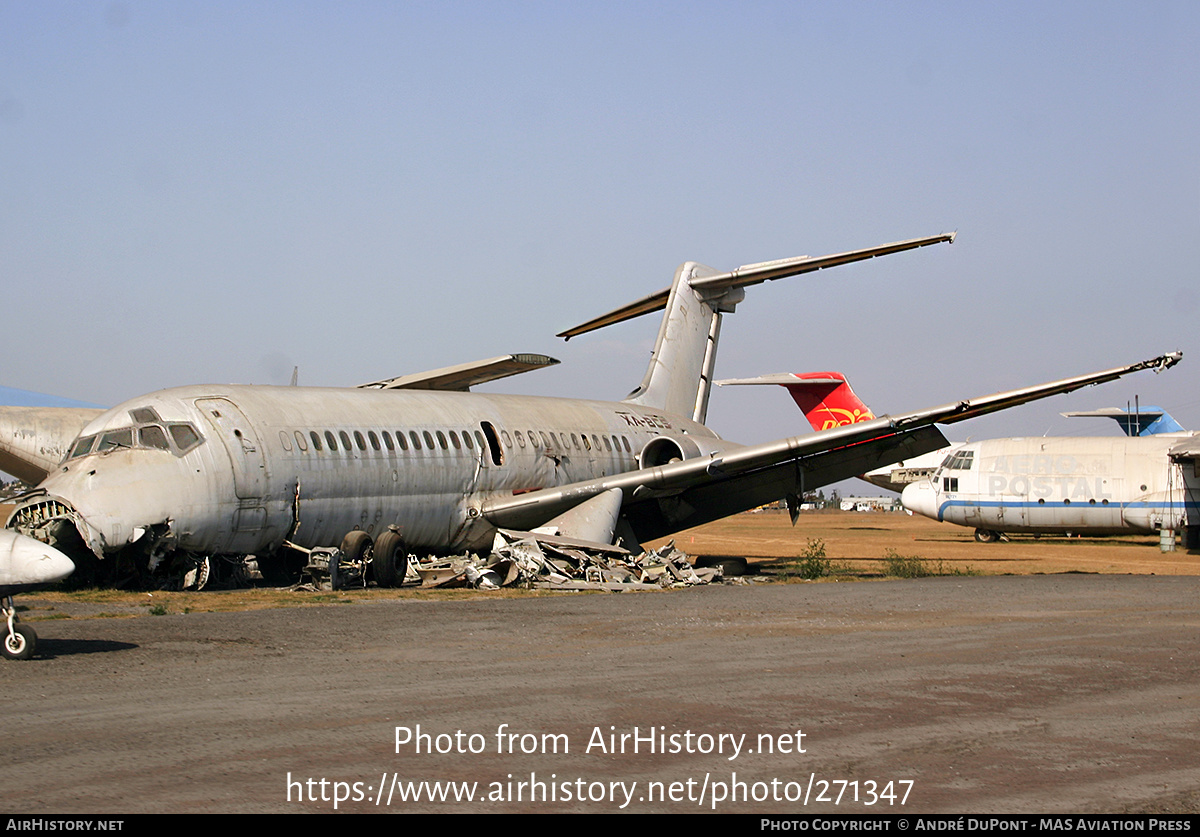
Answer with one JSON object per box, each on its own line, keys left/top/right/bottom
{"left": 359, "top": 353, "right": 560, "bottom": 392}
{"left": 1061, "top": 406, "right": 1185, "bottom": 436}
{"left": 557, "top": 232, "right": 955, "bottom": 340}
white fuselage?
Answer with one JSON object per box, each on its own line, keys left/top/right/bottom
{"left": 901, "top": 435, "right": 1200, "bottom": 536}
{"left": 15, "top": 384, "right": 727, "bottom": 558}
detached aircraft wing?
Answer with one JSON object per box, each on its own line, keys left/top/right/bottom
{"left": 482, "top": 352, "right": 1182, "bottom": 539}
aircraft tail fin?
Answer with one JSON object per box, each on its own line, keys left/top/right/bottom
{"left": 716, "top": 372, "right": 876, "bottom": 431}
{"left": 556, "top": 233, "right": 954, "bottom": 423}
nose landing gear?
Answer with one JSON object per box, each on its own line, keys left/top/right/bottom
{"left": 2, "top": 597, "right": 36, "bottom": 661}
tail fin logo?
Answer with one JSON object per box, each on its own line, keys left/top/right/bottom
{"left": 811, "top": 405, "right": 875, "bottom": 431}
{"left": 782, "top": 372, "right": 876, "bottom": 433}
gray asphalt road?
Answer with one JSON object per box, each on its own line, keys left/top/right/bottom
{"left": 6, "top": 575, "right": 1199, "bottom": 814}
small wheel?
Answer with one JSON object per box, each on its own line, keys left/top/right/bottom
{"left": 372, "top": 530, "right": 405, "bottom": 588}
{"left": 974, "top": 528, "right": 1000, "bottom": 543}
{"left": 3, "top": 623, "right": 36, "bottom": 661}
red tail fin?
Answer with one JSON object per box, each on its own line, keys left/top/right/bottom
{"left": 781, "top": 372, "right": 876, "bottom": 432}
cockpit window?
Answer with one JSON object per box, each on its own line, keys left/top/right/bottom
{"left": 130, "top": 407, "right": 161, "bottom": 424}
{"left": 139, "top": 425, "right": 171, "bottom": 451}
{"left": 169, "top": 424, "right": 202, "bottom": 453}
{"left": 70, "top": 435, "right": 97, "bottom": 459}
{"left": 945, "top": 450, "right": 975, "bottom": 471}
{"left": 66, "top": 419, "right": 203, "bottom": 464}
{"left": 97, "top": 428, "right": 134, "bottom": 452}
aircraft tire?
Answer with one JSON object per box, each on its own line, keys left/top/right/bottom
{"left": 974, "top": 529, "right": 1000, "bottom": 543}
{"left": 372, "top": 531, "right": 405, "bottom": 588}
{"left": 3, "top": 623, "right": 36, "bottom": 660}
{"left": 340, "top": 531, "right": 372, "bottom": 564}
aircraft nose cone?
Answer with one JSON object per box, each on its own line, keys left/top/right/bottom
{"left": 901, "top": 480, "right": 938, "bottom": 521}
{"left": 0, "top": 529, "right": 75, "bottom": 587}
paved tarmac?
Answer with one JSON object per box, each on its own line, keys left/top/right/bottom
{"left": 6, "top": 575, "right": 1199, "bottom": 814}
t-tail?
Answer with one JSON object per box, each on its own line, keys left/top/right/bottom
{"left": 557, "top": 233, "right": 954, "bottom": 423}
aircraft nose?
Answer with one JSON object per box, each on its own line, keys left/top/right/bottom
{"left": 901, "top": 480, "right": 938, "bottom": 521}
{"left": 0, "top": 529, "right": 75, "bottom": 586}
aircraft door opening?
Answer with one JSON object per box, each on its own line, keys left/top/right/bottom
{"left": 196, "top": 398, "right": 268, "bottom": 501}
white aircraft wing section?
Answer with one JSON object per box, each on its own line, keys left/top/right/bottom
{"left": 358, "top": 353, "right": 560, "bottom": 392}
{"left": 482, "top": 352, "right": 1182, "bottom": 539}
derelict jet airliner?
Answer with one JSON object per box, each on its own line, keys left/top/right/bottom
{"left": 0, "top": 232, "right": 1181, "bottom": 588}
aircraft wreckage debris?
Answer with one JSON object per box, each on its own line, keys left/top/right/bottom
{"left": 295, "top": 530, "right": 725, "bottom": 592}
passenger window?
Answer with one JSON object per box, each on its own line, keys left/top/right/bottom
{"left": 381, "top": 431, "right": 394, "bottom": 452}
{"left": 540, "top": 432, "right": 552, "bottom": 449}
{"left": 528, "top": 431, "right": 539, "bottom": 449}
{"left": 295, "top": 430, "right": 308, "bottom": 451}
{"left": 277, "top": 430, "right": 293, "bottom": 452}
{"left": 423, "top": 431, "right": 435, "bottom": 450}
{"left": 436, "top": 431, "right": 448, "bottom": 450}
{"left": 515, "top": 431, "right": 526, "bottom": 448}
{"left": 353, "top": 431, "right": 366, "bottom": 451}
{"left": 339, "top": 431, "right": 352, "bottom": 451}
{"left": 311, "top": 431, "right": 324, "bottom": 452}
{"left": 410, "top": 431, "right": 422, "bottom": 451}
{"left": 450, "top": 431, "right": 462, "bottom": 450}
{"left": 396, "top": 432, "right": 408, "bottom": 452}
{"left": 368, "top": 431, "right": 381, "bottom": 451}
{"left": 326, "top": 431, "right": 338, "bottom": 451}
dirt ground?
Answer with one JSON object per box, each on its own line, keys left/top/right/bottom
{"left": 657, "top": 509, "right": 1200, "bottom": 577}
{"left": 5, "top": 511, "right": 1200, "bottom": 815}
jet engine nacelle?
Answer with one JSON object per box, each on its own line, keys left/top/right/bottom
{"left": 638, "top": 435, "right": 730, "bottom": 468}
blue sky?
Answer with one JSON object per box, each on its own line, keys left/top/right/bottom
{"left": 2, "top": 1, "right": 1197, "bottom": 459}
